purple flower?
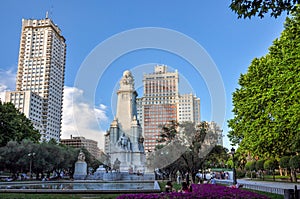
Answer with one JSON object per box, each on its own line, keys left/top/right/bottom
{"left": 116, "top": 184, "right": 270, "bottom": 199}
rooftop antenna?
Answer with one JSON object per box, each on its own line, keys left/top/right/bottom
{"left": 46, "top": 2, "right": 54, "bottom": 19}
{"left": 50, "top": 4, "right": 53, "bottom": 18}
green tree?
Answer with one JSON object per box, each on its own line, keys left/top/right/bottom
{"left": 0, "top": 140, "right": 35, "bottom": 178}
{"left": 228, "top": 10, "right": 300, "bottom": 159}
{"left": 205, "top": 145, "right": 229, "bottom": 168}
{"left": 230, "top": 0, "right": 299, "bottom": 18}
{"left": 289, "top": 155, "right": 300, "bottom": 182}
{"left": 245, "top": 161, "right": 251, "bottom": 171}
{"left": 264, "top": 159, "right": 278, "bottom": 181}
{"left": 150, "top": 121, "right": 221, "bottom": 183}
{"left": 156, "top": 120, "right": 178, "bottom": 145}
{"left": 256, "top": 159, "right": 265, "bottom": 180}
{"left": 0, "top": 101, "right": 40, "bottom": 147}
{"left": 249, "top": 161, "right": 256, "bottom": 171}
{"left": 279, "top": 156, "right": 290, "bottom": 176}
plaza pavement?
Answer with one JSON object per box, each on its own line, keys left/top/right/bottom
{"left": 235, "top": 178, "right": 300, "bottom": 189}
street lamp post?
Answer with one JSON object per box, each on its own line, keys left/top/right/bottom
{"left": 28, "top": 152, "right": 35, "bottom": 179}
{"left": 231, "top": 147, "right": 237, "bottom": 185}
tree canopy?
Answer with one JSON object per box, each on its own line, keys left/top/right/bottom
{"left": 148, "top": 121, "right": 225, "bottom": 183}
{"left": 228, "top": 10, "right": 300, "bottom": 158}
{"left": 230, "top": 0, "right": 299, "bottom": 18}
{"left": 0, "top": 101, "right": 40, "bottom": 147}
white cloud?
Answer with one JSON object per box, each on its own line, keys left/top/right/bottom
{"left": 0, "top": 69, "right": 16, "bottom": 101}
{"left": 61, "top": 86, "right": 109, "bottom": 149}
{"left": 0, "top": 69, "right": 109, "bottom": 149}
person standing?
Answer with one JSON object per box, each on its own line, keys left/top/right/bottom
{"left": 177, "top": 172, "right": 181, "bottom": 184}
{"left": 185, "top": 172, "right": 190, "bottom": 186}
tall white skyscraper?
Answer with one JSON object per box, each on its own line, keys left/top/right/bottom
{"left": 5, "top": 16, "right": 66, "bottom": 142}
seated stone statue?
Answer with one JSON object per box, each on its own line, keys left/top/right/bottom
{"left": 113, "top": 158, "right": 121, "bottom": 172}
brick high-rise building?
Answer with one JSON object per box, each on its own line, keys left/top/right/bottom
{"left": 5, "top": 16, "right": 66, "bottom": 142}
{"left": 137, "top": 65, "right": 201, "bottom": 152}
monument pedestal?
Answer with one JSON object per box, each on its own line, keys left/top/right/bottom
{"left": 74, "top": 161, "right": 87, "bottom": 180}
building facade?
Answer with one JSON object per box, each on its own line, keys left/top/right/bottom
{"left": 61, "top": 136, "right": 101, "bottom": 159}
{"left": 177, "top": 93, "right": 200, "bottom": 124}
{"left": 137, "top": 65, "right": 178, "bottom": 152}
{"left": 206, "top": 121, "right": 223, "bottom": 146}
{"left": 5, "top": 16, "right": 66, "bottom": 142}
{"left": 137, "top": 65, "right": 201, "bottom": 152}
{"left": 5, "top": 91, "right": 43, "bottom": 132}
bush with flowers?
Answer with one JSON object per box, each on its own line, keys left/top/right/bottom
{"left": 116, "top": 184, "right": 270, "bottom": 199}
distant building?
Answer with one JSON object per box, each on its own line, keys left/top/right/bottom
{"left": 61, "top": 136, "right": 101, "bottom": 158}
{"left": 137, "top": 65, "right": 201, "bottom": 152}
{"left": 206, "top": 121, "right": 223, "bottom": 146}
{"left": 5, "top": 91, "right": 43, "bottom": 133}
{"left": 5, "top": 16, "right": 66, "bottom": 142}
{"left": 177, "top": 93, "right": 200, "bottom": 124}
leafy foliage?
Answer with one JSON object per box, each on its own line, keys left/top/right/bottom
{"left": 0, "top": 102, "right": 40, "bottom": 147}
{"left": 0, "top": 140, "right": 80, "bottom": 178}
{"left": 230, "top": 0, "right": 299, "bottom": 18}
{"left": 279, "top": 156, "right": 290, "bottom": 169}
{"left": 256, "top": 159, "right": 265, "bottom": 172}
{"left": 150, "top": 121, "right": 225, "bottom": 183}
{"left": 289, "top": 155, "right": 300, "bottom": 182}
{"left": 249, "top": 161, "right": 256, "bottom": 171}
{"left": 264, "top": 159, "right": 278, "bottom": 171}
{"left": 156, "top": 120, "right": 178, "bottom": 145}
{"left": 289, "top": 155, "right": 300, "bottom": 169}
{"left": 228, "top": 10, "right": 300, "bottom": 159}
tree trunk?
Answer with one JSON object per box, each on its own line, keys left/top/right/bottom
{"left": 291, "top": 169, "right": 297, "bottom": 182}
{"left": 279, "top": 167, "right": 283, "bottom": 176}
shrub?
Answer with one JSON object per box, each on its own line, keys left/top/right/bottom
{"left": 249, "top": 161, "right": 256, "bottom": 171}
{"left": 236, "top": 169, "right": 246, "bottom": 178}
{"left": 256, "top": 159, "right": 265, "bottom": 171}
{"left": 279, "top": 156, "right": 290, "bottom": 169}
{"left": 264, "top": 159, "right": 278, "bottom": 171}
{"left": 245, "top": 162, "right": 251, "bottom": 171}
{"left": 289, "top": 155, "right": 300, "bottom": 169}
{"left": 246, "top": 171, "right": 257, "bottom": 178}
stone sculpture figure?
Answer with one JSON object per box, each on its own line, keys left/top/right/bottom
{"left": 113, "top": 158, "right": 121, "bottom": 172}
{"left": 138, "top": 137, "right": 145, "bottom": 152}
{"left": 118, "top": 133, "right": 130, "bottom": 150}
{"left": 122, "top": 70, "right": 133, "bottom": 85}
{"left": 78, "top": 150, "right": 85, "bottom": 162}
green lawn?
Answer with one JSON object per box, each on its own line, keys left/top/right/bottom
{"left": 243, "top": 189, "right": 284, "bottom": 199}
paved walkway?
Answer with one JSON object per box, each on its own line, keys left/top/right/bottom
{"left": 217, "top": 179, "right": 300, "bottom": 189}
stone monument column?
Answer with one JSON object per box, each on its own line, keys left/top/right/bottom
{"left": 116, "top": 70, "right": 137, "bottom": 133}
{"left": 73, "top": 150, "right": 87, "bottom": 180}
{"left": 106, "top": 70, "right": 146, "bottom": 173}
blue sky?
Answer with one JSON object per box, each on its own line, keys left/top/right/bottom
{"left": 0, "top": 1, "right": 287, "bottom": 149}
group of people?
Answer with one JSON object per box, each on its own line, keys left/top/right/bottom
{"left": 165, "top": 181, "right": 192, "bottom": 193}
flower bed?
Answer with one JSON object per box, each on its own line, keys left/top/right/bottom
{"left": 116, "top": 184, "right": 270, "bottom": 199}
